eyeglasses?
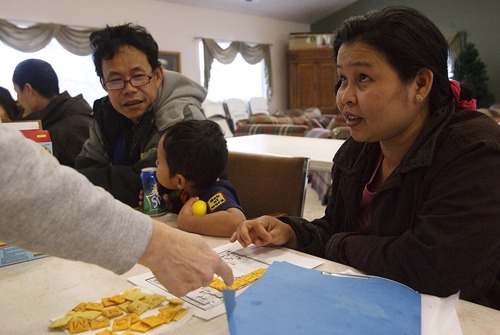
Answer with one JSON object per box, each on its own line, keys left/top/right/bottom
{"left": 102, "top": 73, "right": 154, "bottom": 91}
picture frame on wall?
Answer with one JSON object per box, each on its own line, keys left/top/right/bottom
{"left": 158, "top": 51, "right": 181, "bottom": 73}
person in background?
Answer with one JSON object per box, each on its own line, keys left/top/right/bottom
{"left": 75, "top": 23, "right": 206, "bottom": 207}
{"left": 12, "top": 59, "right": 93, "bottom": 167}
{"left": 0, "top": 125, "right": 233, "bottom": 297}
{"left": 231, "top": 6, "right": 500, "bottom": 310}
{"left": 0, "top": 86, "right": 21, "bottom": 122}
{"left": 155, "top": 120, "right": 246, "bottom": 237}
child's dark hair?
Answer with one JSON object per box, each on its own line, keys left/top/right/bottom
{"left": 162, "top": 120, "right": 227, "bottom": 190}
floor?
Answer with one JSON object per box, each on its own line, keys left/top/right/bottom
{"left": 302, "top": 183, "right": 327, "bottom": 221}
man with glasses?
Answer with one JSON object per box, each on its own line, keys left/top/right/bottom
{"left": 75, "top": 23, "right": 206, "bottom": 207}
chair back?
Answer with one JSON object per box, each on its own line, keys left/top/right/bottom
{"left": 225, "top": 152, "right": 309, "bottom": 219}
{"left": 248, "top": 97, "right": 270, "bottom": 115}
{"left": 224, "top": 98, "right": 249, "bottom": 123}
{"left": 201, "top": 100, "right": 234, "bottom": 137}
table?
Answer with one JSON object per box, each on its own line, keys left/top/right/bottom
{"left": 226, "top": 134, "right": 344, "bottom": 172}
{"left": 1, "top": 213, "right": 499, "bottom": 334}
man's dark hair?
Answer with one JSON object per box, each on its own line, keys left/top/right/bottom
{"left": 12, "top": 59, "right": 59, "bottom": 98}
{"left": 90, "top": 23, "right": 161, "bottom": 79}
{"left": 163, "top": 120, "right": 228, "bottom": 190}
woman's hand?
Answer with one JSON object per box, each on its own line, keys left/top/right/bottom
{"left": 229, "top": 215, "right": 297, "bottom": 248}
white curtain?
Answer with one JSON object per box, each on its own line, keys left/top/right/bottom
{"left": 202, "top": 38, "right": 273, "bottom": 99}
{"left": 0, "top": 19, "right": 97, "bottom": 56}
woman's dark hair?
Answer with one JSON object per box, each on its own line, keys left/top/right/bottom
{"left": 333, "top": 6, "right": 453, "bottom": 112}
{"left": 163, "top": 120, "right": 228, "bottom": 190}
{"left": 90, "top": 23, "right": 161, "bottom": 78}
{"left": 0, "top": 87, "right": 20, "bottom": 121}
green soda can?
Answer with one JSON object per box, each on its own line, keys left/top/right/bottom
{"left": 141, "top": 167, "right": 167, "bottom": 216}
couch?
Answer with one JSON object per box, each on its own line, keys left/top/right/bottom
{"left": 234, "top": 107, "right": 337, "bottom": 137}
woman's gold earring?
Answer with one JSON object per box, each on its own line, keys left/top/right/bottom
{"left": 415, "top": 94, "right": 423, "bottom": 102}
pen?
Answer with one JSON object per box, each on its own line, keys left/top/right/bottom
{"left": 320, "top": 271, "right": 370, "bottom": 279}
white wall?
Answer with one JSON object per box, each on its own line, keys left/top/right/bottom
{"left": 1, "top": 0, "right": 309, "bottom": 112}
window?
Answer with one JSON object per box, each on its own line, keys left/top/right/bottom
{"left": 199, "top": 42, "right": 266, "bottom": 102}
{"left": 0, "top": 39, "right": 104, "bottom": 106}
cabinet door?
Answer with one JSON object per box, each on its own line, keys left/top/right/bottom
{"left": 316, "top": 62, "right": 337, "bottom": 114}
{"left": 294, "top": 63, "right": 317, "bottom": 109}
{"left": 288, "top": 49, "right": 338, "bottom": 114}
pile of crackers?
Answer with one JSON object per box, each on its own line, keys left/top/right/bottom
{"left": 48, "top": 287, "right": 188, "bottom": 334}
{"left": 209, "top": 267, "right": 266, "bottom": 291}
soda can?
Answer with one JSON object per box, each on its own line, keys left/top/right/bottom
{"left": 140, "top": 167, "right": 167, "bottom": 216}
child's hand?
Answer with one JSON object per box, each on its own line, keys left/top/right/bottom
{"left": 138, "top": 189, "right": 144, "bottom": 208}
{"left": 161, "top": 193, "right": 175, "bottom": 213}
{"left": 179, "top": 197, "right": 198, "bottom": 217}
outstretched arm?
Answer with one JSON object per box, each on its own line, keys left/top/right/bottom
{"left": 230, "top": 215, "right": 298, "bottom": 249}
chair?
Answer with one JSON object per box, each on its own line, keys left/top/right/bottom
{"left": 248, "top": 97, "right": 270, "bottom": 115}
{"left": 225, "top": 151, "right": 310, "bottom": 219}
{"left": 201, "top": 100, "right": 234, "bottom": 137}
{"left": 224, "top": 98, "right": 250, "bottom": 133}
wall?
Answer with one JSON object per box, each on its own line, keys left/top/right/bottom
{"left": 311, "top": 0, "right": 500, "bottom": 104}
{"left": 1, "top": 0, "right": 309, "bottom": 112}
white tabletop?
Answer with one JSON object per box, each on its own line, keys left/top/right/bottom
{"left": 1, "top": 213, "right": 499, "bottom": 334}
{"left": 226, "top": 134, "right": 344, "bottom": 172}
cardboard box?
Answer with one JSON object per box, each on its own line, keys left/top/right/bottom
{"left": 289, "top": 33, "right": 333, "bottom": 50}
{"left": 0, "top": 242, "right": 48, "bottom": 267}
{"left": 20, "top": 129, "right": 53, "bottom": 155}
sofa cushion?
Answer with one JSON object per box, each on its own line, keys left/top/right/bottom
{"left": 234, "top": 124, "right": 309, "bottom": 137}
{"left": 247, "top": 109, "right": 322, "bottom": 129}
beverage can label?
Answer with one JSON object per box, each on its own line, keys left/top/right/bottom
{"left": 140, "top": 167, "right": 167, "bottom": 216}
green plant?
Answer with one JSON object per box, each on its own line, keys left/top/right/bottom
{"left": 453, "top": 42, "right": 495, "bottom": 108}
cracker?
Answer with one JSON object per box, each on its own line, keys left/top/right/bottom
{"left": 141, "top": 315, "right": 164, "bottom": 328}
{"left": 126, "top": 300, "right": 149, "bottom": 315}
{"left": 108, "top": 294, "right": 127, "bottom": 304}
{"left": 122, "top": 288, "right": 147, "bottom": 301}
{"left": 48, "top": 313, "right": 73, "bottom": 329}
{"left": 90, "top": 317, "right": 110, "bottom": 330}
{"left": 142, "top": 293, "right": 166, "bottom": 309}
{"left": 95, "top": 330, "right": 115, "bottom": 335}
{"left": 118, "top": 300, "right": 132, "bottom": 312}
{"left": 67, "top": 317, "right": 90, "bottom": 334}
{"left": 101, "top": 306, "right": 124, "bottom": 319}
{"left": 210, "top": 268, "right": 266, "bottom": 291}
{"left": 157, "top": 309, "right": 177, "bottom": 324}
{"left": 73, "top": 310, "right": 101, "bottom": 320}
{"left": 129, "top": 320, "right": 152, "bottom": 332}
{"left": 173, "top": 307, "right": 189, "bottom": 322}
{"left": 112, "top": 315, "right": 132, "bottom": 331}
{"left": 85, "top": 302, "right": 104, "bottom": 311}
{"left": 71, "top": 302, "right": 88, "bottom": 312}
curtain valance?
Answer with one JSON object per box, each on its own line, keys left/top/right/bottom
{"left": 202, "top": 38, "right": 273, "bottom": 99}
{"left": 0, "top": 19, "right": 97, "bottom": 56}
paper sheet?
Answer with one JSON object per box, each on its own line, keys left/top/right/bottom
{"left": 128, "top": 243, "right": 324, "bottom": 320}
{"left": 224, "top": 261, "right": 421, "bottom": 335}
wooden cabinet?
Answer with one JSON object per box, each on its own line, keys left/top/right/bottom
{"left": 288, "top": 49, "right": 338, "bottom": 115}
